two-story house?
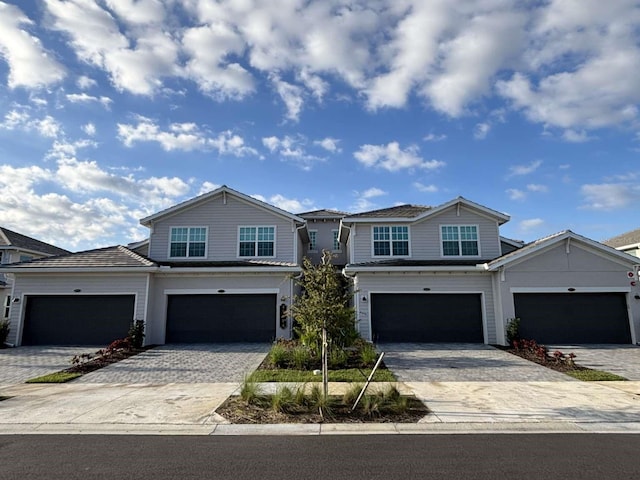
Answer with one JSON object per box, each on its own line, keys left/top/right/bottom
{"left": 0, "top": 227, "right": 70, "bottom": 330}
{"left": 3, "top": 188, "right": 639, "bottom": 347}
{"left": 341, "top": 197, "right": 640, "bottom": 345}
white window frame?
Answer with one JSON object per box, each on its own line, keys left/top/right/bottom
{"left": 3, "top": 295, "right": 10, "bottom": 319}
{"left": 371, "top": 225, "right": 411, "bottom": 257}
{"left": 308, "top": 230, "right": 318, "bottom": 252}
{"left": 440, "top": 224, "right": 481, "bottom": 257}
{"left": 332, "top": 229, "right": 341, "bottom": 252}
{"left": 168, "top": 226, "right": 208, "bottom": 259}
{"left": 237, "top": 225, "right": 277, "bottom": 258}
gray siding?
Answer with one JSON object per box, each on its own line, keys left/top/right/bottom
{"left": 149, "top": 193, "right": 298, "bottom": 263}
{"left": 7, "top": 273, "right": 148, "bottom": 346}
{"left": 497, "top": 242, "right": 640, "bottom": 345}
{"left": 147, "top": 272, "right": 295, "bottom": 344}
{"left": 354, "top": 272, "right": 496, "bottom": 343}
{"left": 304, "top": 219, "right": 346, "bottom": 265}
{"left": 350, "top": 205, "right": 502, "bottom": 263}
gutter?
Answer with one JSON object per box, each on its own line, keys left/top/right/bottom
{"left": 342, "top": 265, "right": 487, "bottom": 274}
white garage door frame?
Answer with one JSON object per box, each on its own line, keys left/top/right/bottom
{"left": 509, "top": 286, "right": 636, "bottom": 345}
{"left": 365, "top": 290, "right": 488, "bottom": 344}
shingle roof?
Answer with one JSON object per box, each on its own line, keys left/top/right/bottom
{"left": 2, "top": 245, "right": 156, "bottom": 268}
{"left": 0, "top": 227, "right": 70, "bottom": 256}
{"left": 298, "top": 209, "right": 349, "bottom": 218}
{"left": 346, "top": 204, "right": 431, "bottom": 219}
{"left": 603, "top": 228, "right": 640, "bottom": 248}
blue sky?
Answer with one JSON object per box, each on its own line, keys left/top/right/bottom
{"left": 0, "top": 0, "right": 639, "bottom": 252}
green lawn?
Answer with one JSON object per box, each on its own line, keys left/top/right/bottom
{"left": 565, "top": 370, "right": 628, "bottom": 381}
{"left": 249, "top": 368, "right": 396, "bottom": 383}
{"left": 25, "top": 372, "right": 82, "bottom": 383}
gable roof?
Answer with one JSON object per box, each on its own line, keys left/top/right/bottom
{"left": 483, "top": 230, "right": 640, "bottom": 270}
{"left": 0, "top": 245, "right": 156, "bottom": 271}
{"left": 0, "top": 227, "right": 70, "bottom": 256}
{"left": 603, "top": 227, "right": 640, "bottom": 249}
{"left": 139, "top": 185, "right": 306, "bottom": 226}
{"left": 342, "top": 197, "right": 510, "bottom": 224}
{"left": 299, "top": 209, "right": 349, "bottom": 218}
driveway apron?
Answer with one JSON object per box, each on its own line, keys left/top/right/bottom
{"left": 378, "top": 343, "right": 574, "bottom": 382}
{"left": 74, "top": 344, "right": 270, "bottom": 383}
{"left": 548, "top": 345, "right": 640, "bottom": 380}
{"left": 0, "top": 346, "right": 97, "bottom": 384}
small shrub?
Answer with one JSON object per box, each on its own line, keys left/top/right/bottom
{"left": 505, "top": 317, "right": 520, "bottom": 344}
{"left": 127, "top": 319, "right": 145, "bottom": 348}
{"left": 342, "top": 383, "right": 364, "bottom": 406}
{"left": 0, "top": 319, "right": 10, "bottom": 344}
{"left": 359, "top": 341, "right": 378, "bottom": 366}
{"left": 271, "top": 386, "right": 295, "bottom": 412}
{"left": 269, "top": 341, "right": 291, "bottom": 368}
{"left": 328, "top": 347, "right": 348, "bottom": 369}
{"left": 294, "top": 384, "right": 307, "bottom": 406}
{"left": 239, "top": 377, "right": 262, "bottom": 405}
{"left": 71, "top": 352, "right": 94, "bottom": 366}
{"left": 292, "top": 345, "right": 313, "bottom": 370}
{"left": 360, "top": 395, "right": 382, "bottom": 418}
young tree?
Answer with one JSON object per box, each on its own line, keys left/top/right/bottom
{"left": 291, "top": 251, "right": 357, "bottom": 353}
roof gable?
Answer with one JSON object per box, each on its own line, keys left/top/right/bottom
{"left": 604, "top": 227, "right": 640, "bottom": 249}
{"left": 0, "top": 226, "right": 70, "bottom": 256}
{"left": 485, "top": 230, "right": 640, "bottom": 270}
{"left": 140, "top": 185, "right": 305, "bottom": 226}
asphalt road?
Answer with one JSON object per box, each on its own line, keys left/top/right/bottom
{"left": 1, "top": 434, "right": 638, "bottom": 479}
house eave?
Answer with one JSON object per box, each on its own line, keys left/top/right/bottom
{"left": 157, "top": 266, "right": 302, "bottom": 274}
{"left": 0, "top": 267, "right": 158, "bottom": 274}
{"left": 343, "top": 265, "right": 486, "bottom": 274}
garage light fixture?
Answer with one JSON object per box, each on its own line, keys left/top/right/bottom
{"left": 635, "top": 295, "right": 640, "bottom": 300}
{"left": 73, "top": 288, "right": 82, "bottom": 293}
{"left": 217, "top": 289, "right": 225, "bottom": 293}
{"left": 567, "top": 287, "right": 576, "bottom": 292}
{"left": 12, "top": 297, "right": 19, "bottom": 303}
{"left": 362, "top": 296, "right": 367, "bottom": 302}
{"left": 423, "top": 287, "right": 431, "bottom": 291}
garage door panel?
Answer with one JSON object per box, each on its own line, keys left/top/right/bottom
{"left": 514, "top": 293, "right": 631, "bottom": 344}
{"left": 23, "top": 295, "right": 135, "bottom": 346}
{"left": 166, "top": 294, "right": 275, "bottom": 343}
{"left": 371, "top": 293, "right": 483, "bottom": 343}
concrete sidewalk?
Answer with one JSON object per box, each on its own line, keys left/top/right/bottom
{"left": 1, "top": 381, "right": 639, "bottom": 435}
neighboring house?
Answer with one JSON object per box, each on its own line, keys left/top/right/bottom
{"left": 298, "top": 209, "right": 349, "bottom": 266}
{"left": 341, "top": 197, "right": 640, "bottom": 345}
{"left": 0, "top": 227, "right": 70, "bottom": 331}
{"left": 2, "top": 189, "right": 639, "bottom": 347}
{"left": 604, "top": 228, "right": 640, "bottom": 258}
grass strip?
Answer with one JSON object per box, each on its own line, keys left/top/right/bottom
{"left": 249, "top": 368, "right": 396, "bottom": 383}
{"left": 25, "top": 372, "right": 82, "bottom": 383}
{"left": 565, "top": 370, "right": 628, "bottom": 381}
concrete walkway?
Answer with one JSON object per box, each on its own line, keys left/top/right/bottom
{"left": 1, "top": 381, "right": 639, "bottom": 435}
{"left": 379, "top": 343, "right": 573, "bottom": 381}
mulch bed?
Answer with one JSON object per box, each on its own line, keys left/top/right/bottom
{"left": 64, "top": 346, "right": 151, "bottom": 375}
{"left": 216, "top": 395, "right": 430, "bottom": 424}
{"left": 501, "top": 346, "right": 588, "bottom": 374}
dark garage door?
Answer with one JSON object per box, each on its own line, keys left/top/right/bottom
{"left": 371, "top": 293, "right": 483, "bottom": 342}
{"left": 23, "top": 295, "right": 135, "bottom": 346}
{"left": 166, "top": 294, "right": 276, "bottom": 343}
{"left": 514, "top": 293, "right": 631, "bottom": 344}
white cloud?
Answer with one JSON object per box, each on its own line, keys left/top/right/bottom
{"left": 82, "top": 123, "right": 96, "bottom": 136}
{"left": 270, "top": 74, "right": 304, "bottom": 122}
{"left": 251, "top": 193, "right": 314, "bottom": 213}
{"left": 361, "top": 187, "right": 387, "bottom": 199}
{"left": 474, "top": 122, "right": 491, "bottom": 140}
{"left": 118, "top": 117, "right": 257, "bottom": 156}
{"left": 0, "top": 109, "right": 62, "bottom": 138}
{"left": 198, "top": 181, "right": 221, "bottom": 196}
{"left": 76, "top": 75, "right": 96, "bottom": 89}
{"left": 261, "top": 135, "right": 323, "bottom": 170}
{"left": 519, "top": 218, "right": 544, "bottom": 232}
{"left": 0, "top": 2, "right": 66, "bottom": 88}
{"left": 506, "top": 188, "right": 526, "bottom": 201}
{"left": 313, "top": 137, "right": 341, "bottom": 153}
{"left": 351, "top": 186, "right": 387, "bottom": 212}
{"left": 527, "top": 184, "right": 548, "bottom": 193}
{"left": 66, "top": 92, "right": 113, "bottom": 108}
{"left": 413, "top": 182, "right": 438, "bottom": 193}
{"left": 562, "top": 129, "right": 594, "bottom": 143}
{"left": 423, "top": 133, "right": 447, "bottom": 142}
{"left": 354, "top": 142, "right": 445, "bottom": 172}
{"left": 507, "top": 160, "right": 542, "bottom": 178}
{"left": 581, "top": 183, "right": 640, "bottom": 210}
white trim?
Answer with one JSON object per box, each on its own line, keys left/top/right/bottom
{"left": 510, "top": 286, "right": 632, "bottom": 293}
{"left": 142, "top": 273, "right": 151, "bottom": 345}
{"left": 164, "top": 288, "right": 279, "bottom": 295}
{"left": 167, "top": 226, "right": 209, "bottom": 260}
{"left": 308, "top": 229, "right": 318, "bottom": 252}
{"left": 365, "top": 290, "right": 488, "bottom": 344}
{"left": 237, "top": 225, "right": 277, "bottom": 259}
{"left": 344, "top": 265, "right": 485, "bottom": 274}
{"left": 1, "top": 267, "right": 158, "bottom": 273}
{"left": 370, "top": 225, "right": 411, "bottom": 258}
{"left": 16, "top": 292, "right": 139, "bottom": 347}
{"left": 156, "top": 266, "right": 300, "bottom": 274}
{"left": 614, "top": 242, "right": 640, "bottom": 251}
{"left": 439, "top": 224, "right": 481, "bottom": 258}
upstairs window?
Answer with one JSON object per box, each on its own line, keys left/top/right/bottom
{"left": 239, "top": 226, "right": 275, "bottom": 257}
{"left": 373, "top": 226, "right": 409, "bottom": 257}
{"left": 332, "top": 230, "right": 341, "bottom": 252}
{"left": 308, "top": 230, "right": 317, "bottom": 252}
{"left": 441, "top": 225, "right": 479, "bottom": 256}
{"left": 169, "top": 227, "right": 207, "bottom": 258}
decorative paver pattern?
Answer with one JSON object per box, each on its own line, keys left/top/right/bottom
{"left": 549, "top": 345, "right": 640, "bottom": 381}
{"left": 75, "top": 344, "right": 270, "bottom": 383}
{"left": 0, "top": 346, "right": 97, "bottom": 384}
{"left": 379, "top": 343, "right": 574, "bottom": 382}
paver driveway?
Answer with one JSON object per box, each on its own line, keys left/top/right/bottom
{"left": 379, "top": 343, "right": 574, "bottom": 382}
{"left": 549, "top": 345, "right": 640, "bottom": 380}
{"left": 74, "top": 343, "right": 270, "bottom": 383}
{"left": 0, "top": 346, "right": 97, "bottom": 384}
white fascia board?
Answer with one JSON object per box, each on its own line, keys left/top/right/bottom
{"left": 157, "top": 266, "right": 302, "bottom": 274}
{"left": 416, "top": 197, "right": 510, "bottom": 224}
{"left": 0, "top": 267, "right": 158, "bottom": 274}
{"left": 615, "top": 242, "right": 640, "bottom": 251}
{"left": 343, "top": 265, "right": 486, "bottom": 274}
